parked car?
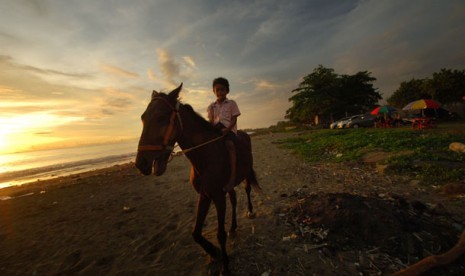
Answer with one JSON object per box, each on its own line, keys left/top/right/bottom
{"left": 338, "top": 115, "right": 361, "bottom": 128}
{"left": 344, "top": 114, "right": 375, "bottom": 128}
{"left": 330, "top": 117, "right": 349, "bottom": 129}
{"left": 330, "top": 115, "right": 361, "bottom": 129}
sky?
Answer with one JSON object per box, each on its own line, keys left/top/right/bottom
{"left": 0, "top": 0, "right": 464, "bottom": 153}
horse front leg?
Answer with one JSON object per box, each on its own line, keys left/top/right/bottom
{"left": 192, "top": 195, "right": 219, "bottom": 259}
{"left": 214, "top": 196, "right": 230, "bottom": 275}
{"left": 228, "top": 190, "right": 237, "bottom": 235}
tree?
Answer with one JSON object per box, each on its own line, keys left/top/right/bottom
{"left": 286, "top": 65, "right": 381, "bottom": 124}
{"left": 387, "top": 68, "right": 465, "bottom": 108}
{"left": 386, "top": 78, "right": 431, "bottom": 108}
{"left": 430, "top": 69, "right": 465, "bottom": 105}
{"left": 339, "top": 71, "right": 380, "bottom": 114}
{"left": 286, "top": 66, "right": 338, "bottom": 123}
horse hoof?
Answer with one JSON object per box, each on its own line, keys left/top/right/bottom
{"left": 207, "top": 248, "right": 223, "bottom": 275}
{"left": 222, "top": 268, "right": 231, "bottom": 276}
{"left": 246, "top": 211, "right": 256, "bottom": 219}
{"left": 228, "top": 230, "right": 237, "bottom": 238}
{"left": 207, "top": 260, "right": 222, "bottom": 276}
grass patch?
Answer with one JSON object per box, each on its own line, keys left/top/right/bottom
{"left": 280, "top": 123, "right": 465, "bottom": 185}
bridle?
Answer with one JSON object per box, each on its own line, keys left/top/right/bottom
{"left": 137, "top": 96, "right": 224, "bottom": 155}
{"left": 137, "top": 96, "right": 183, "bottom": 153}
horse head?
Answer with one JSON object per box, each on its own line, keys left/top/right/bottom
{"left": 135, "top": 83, "right": 183, "bottom": 176}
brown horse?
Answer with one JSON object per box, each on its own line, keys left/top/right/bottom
{"left": 135, "top": 83, "right": 261, "bottom": 274}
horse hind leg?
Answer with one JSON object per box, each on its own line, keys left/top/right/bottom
{"left": 247, "top": 169, "right": 261, "bottom": 194}
{"left": 228, "top": 190, "right": 237, "bottom": 236}
{"left": 244, "top": 181, "right": 255, "bottom": 218}
{"left": 245, "top": 169, "right": 260, "bottom": 219}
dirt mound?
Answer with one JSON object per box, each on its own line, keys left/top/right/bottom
{"left": 283, "top": 192, "right": 465, "bottom": 275}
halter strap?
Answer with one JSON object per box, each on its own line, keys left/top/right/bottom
{"left": 137, "top": 97, "right": 182, "bottom": 152}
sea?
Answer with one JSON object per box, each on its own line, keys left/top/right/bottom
{"left": 0, "top": 140, "right": 139, "bottom": 190}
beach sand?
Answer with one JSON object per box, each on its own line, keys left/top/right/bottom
{"left": 1, "top": 132, "right": 464, "bottom": 275}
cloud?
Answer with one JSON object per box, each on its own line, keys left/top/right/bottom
{"left": 156, "top": 48, "right": 180, "bottom": 87}
{"left": 151, "top": 48, "right": 197, "bottom": 89}
{"left": 147, "top": 69, "right": 158, "bottom": 81}
{"left": 97, "top": 87, "right": 135, "bottom": 117}
{"left": 329, "top": 0, "right": 465, "bottom": 97}
{"left": 0, "top": 54, "right": 134, "bottom": 124}
{"left": 0, "top": 100, "right": 74, "bottom": 116}
{"left": 182, "top": 56, "right": 196, "bottom": 69}
{"left": 0, "top": 55, "right": 90, "bottom": 79}
{"left": 1, "top": 0, "right": 464, "bottom": 145}
{"left": 100, "top": 63, "right": 139, "bottom": 79}
{"left": 250, "top": 78, "right": 280, "bottom": 91}
{"left": 17, "top": 0, "right": 49, "bottom": 16}
{"left": 0, "top": 55, "right": 100, "bottom": 103}
{"left": 0, "top": 85, "right": 26, "bottom": 101}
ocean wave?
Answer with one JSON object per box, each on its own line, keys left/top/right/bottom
{"left": 0, "top": 152, "right": 136, "bottom": 187}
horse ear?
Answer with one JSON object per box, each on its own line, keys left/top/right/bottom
{"left": 169, "top": 83, "right": 183, "bottom": 99}
{"left": 151, "top": 90, "right": 159, "bottom": 100}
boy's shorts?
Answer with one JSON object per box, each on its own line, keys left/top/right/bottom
{"left": 214, "top": 123, "right": 236, "bottom": 142}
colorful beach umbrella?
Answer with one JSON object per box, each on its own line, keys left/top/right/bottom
{"left": 402, "top": 99, "right": 441, "bottom": 110}
{"left": 370, "top": 105, "right": 398, "bottom": 115}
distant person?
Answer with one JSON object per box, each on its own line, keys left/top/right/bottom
{"left": 385, "top": 115, "right": 392, "bottom": 128}
{"left": 393, "top": 113, "right": 402, "bottom": 127}
{"left": 375, "top": 115, "right": 385, "bottom": 128}
{"left": 207, "top": 77, "right": 241, "bottom": 193}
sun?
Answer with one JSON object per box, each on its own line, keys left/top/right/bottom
{"left": 0, "top": 112, "right": 84, "bottom": 154}
{"left": 0, "top": 114, "right": 46, "bottom": 153}
{"left": 0, "top": 129, "right": 10, "bottom": 153}
{"left": 0, "top": 135, "right": 5, "bottom": 149}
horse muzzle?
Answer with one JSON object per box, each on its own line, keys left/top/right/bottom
{"left": 135, "top": 151, "right": 169, "bottom": 176}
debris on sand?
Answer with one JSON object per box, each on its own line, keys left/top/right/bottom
{"left": 281, "top": 192, "right": 465, "bottom": 275}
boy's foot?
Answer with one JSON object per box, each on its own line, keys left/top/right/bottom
{"left": 223, "top": 179, "right": 235, "bottom": 193}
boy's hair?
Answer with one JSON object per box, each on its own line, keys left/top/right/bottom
{"left": 212, "top": 77, "right": 230, "bottom": 92}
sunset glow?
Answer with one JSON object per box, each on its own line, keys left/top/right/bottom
{"left": 0, "top": 131, "right": 6, "bottom": 151}
{"left": 0, "top": 113, "right": 82, "bottom": 154}
{"left": 0, "top": 1, "right": 464, "bottom": 153}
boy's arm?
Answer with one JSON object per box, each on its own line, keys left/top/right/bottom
{"left": 222, "top": 115, "right": 238, "bottom": 134}
{"left": 228, "top": 115, "right": 238, "bottom": 130}
{"left": 207, "top": 104, "right": 214, "bottom": 123}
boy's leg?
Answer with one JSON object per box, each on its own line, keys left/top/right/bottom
{"left": 223, "top": 140, "right": 236, "bottom": 192}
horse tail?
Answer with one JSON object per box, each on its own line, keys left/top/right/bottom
{"left": 246, "top": 169, "right": 262, "bottom": 194}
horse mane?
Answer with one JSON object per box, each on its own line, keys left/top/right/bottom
{"left": 181, "top": 103, "right": 222, "bottom": 135}
{"left": 152, "top": 91, "right": 221, "bottom": 135}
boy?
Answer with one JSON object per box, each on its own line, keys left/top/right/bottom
{"left": 207, "top": 77, "right": 241, "bottom": 193}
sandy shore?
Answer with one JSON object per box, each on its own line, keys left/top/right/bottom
{"left": 1, "top": 132, "right": 464, "bottom": 275}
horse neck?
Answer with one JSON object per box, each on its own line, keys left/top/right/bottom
{"left": 177, "top": 105, "right": 221, "bottom": 161}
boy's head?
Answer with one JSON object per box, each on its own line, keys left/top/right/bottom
{"left": 212, "top": 77, "right": 230, "bottom": 101}
{"left": 212, "top": 77, "right": 230, "bottom": 93}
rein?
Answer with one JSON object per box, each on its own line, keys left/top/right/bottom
{"left": 179, "top": 135, "right": 224, "bottom": 154}
{"left": 137, "top": 97, "right": 224, "bottom": 155}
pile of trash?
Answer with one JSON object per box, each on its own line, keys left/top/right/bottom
{"left": 281, "top": 192, "right": 465, "bottom": 275}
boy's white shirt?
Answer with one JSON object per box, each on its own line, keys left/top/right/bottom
{"left": 207, "top": 98, "right": 241, "bottom": 134}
